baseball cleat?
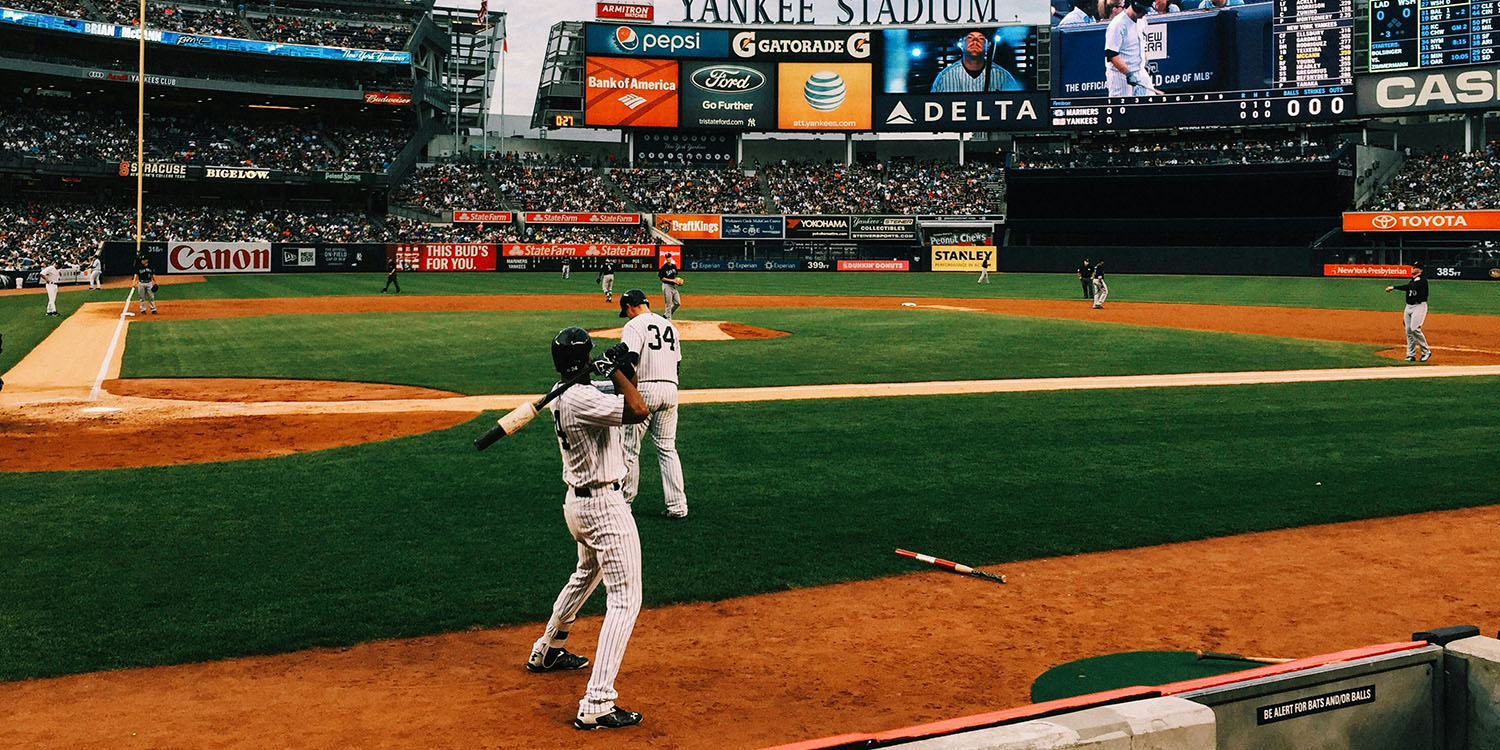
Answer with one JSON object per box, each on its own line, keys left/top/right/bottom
{"left": 573, "top": 707, "right": 642, "bottom": 730}
{"left": 659, "top": 510, "right": 688, "bottom": 520}
{"left": 1405, "top": 356, "right": 1416, "bottom": 361}
{"left": 527, "top": 646, "right": 589, "bottom": 673}
{"left": 1420, "top": 352, "right": 1431, "bottom": 362}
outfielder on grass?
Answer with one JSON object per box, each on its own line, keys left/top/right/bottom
{"left": 528, "top": 326, "right": 650, "bottom": 731}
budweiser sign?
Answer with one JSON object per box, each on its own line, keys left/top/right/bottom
{"left": 597, "top": 1, "right": 653, "bottom": 20}
{"left": 364, "top": 91, "right": 412, "bottom": 105}
{"left": 1343, "top": 210, "right": 1500, "bottom": 232}
{"left": 453, "top": 211, "right": 514, "bottom": 223}
{"left": 523, "top": 212, "right": 642, "bottom": 225}
{"left": 503, "top": 244, "right": 657, "bottom": 257}
{"left": 391, "top": 243, "right": 497, "bottom": 271}
{"left": 168, "top": 242, "right": 271, "bottom": 274}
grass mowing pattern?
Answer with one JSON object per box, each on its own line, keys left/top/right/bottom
{"left": 0, "top": 292, "right": 99, "bottom": 376}
{"left": 144, "top": 272, "right": 1500, "bottom": 316}
{"left": 121, "top": 308, "right": 1391, "bottom": 394}
{"left": 2, "top": 376, "right": 1498, "bottom": 680}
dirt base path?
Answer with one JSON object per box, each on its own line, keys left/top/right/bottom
{"left": 2, "top": 503, "right": 1496, "bottom": 750}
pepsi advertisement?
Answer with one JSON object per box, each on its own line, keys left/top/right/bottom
{"left": 584, "top": 23, "right": 731, "bottom": 58}
{"left": 680, "top": 62, "right": 777, "bottom": 128}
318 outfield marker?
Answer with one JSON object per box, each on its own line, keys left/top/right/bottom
{"left": 895, "top": 548, "right": 1007, "bottom": 584}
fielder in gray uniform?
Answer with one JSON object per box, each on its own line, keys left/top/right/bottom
{"left": 1385, "top": 260, "right": 1431, "bottom": 362}
{"left": 597, "top": 261, "right": 617, "bottom": 303}
{"left": 1091, "top": 261, "right": 1108, "bottom": 308}
{"left": 657, "top": 260, "right": 683, "bottom": 319}
{"left": 529, "top": 326, "right": 649, "bottom": 731}
{"left": 617, "top": 289, "right": 688, "bottom": 519}
{"left": 133, "top": 258, "right": 157, "bottom": 314}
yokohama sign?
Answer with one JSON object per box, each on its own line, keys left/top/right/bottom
{"left": 1343, "top": 210, "right": 1500, "bottom": 232}
{"left": 503, "top": 244, "right": 657, "bottom": 257}
{"left": 168, "top": 242, "right": 271, "bottom": 273}
{"left": 523, "top": 212, "right": 642, "bottom": 224}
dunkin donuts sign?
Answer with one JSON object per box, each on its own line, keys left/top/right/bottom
{"left": 168, "top": 242, "right": 271, "bottom": 273}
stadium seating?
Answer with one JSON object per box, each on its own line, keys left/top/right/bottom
{"left": 1013, "top": 135, "right": 1340, "bottom": 169}
{"left": 1365, "top": 143, "right": 1500, "bottom": 211}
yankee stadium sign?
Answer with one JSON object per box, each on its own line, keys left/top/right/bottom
{"left": 678, "top": 0, "right": 1036, "bottom": 24}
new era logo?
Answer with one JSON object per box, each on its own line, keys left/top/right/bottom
{"left": 886, "top": 102, "right": 914, "bottom": 125}
{"left": 619, "top": 94, "right": 648, "bottom": 109}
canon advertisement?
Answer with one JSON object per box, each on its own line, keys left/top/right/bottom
{"left": 167, "top": 242, "right": 271, "bottom": 274}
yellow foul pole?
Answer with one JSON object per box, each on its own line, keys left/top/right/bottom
{"left": 135, "top": 0, "right": 145, "bottom": 257}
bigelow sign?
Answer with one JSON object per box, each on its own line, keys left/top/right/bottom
{"left": 1356, "top": 65, "right": 1500, "bottom": 115}
{"left": 168, "top": 242, "right": 271, "bottom": 273}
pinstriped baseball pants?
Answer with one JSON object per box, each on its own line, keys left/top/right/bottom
{"left": 623, "top": 382, "right": 687, "bottom": 516}
{"left": 539, "top": 487, "right": 642, "bottom": 715}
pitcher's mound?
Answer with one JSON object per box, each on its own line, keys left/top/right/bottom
{"left": 590, "top": 320, "right": 789, "bottom": 341}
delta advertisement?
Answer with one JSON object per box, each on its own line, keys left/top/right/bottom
{"left": 931, "top": 245, "right": 997, "bottom": 271}
{"left": 679, "top": 62, "right": 777, "bottom": 129}
{"left": 1343, "top": 210, "right": 1500, "bottom": 232}
{"left": 777, "top": 63, "right": 872, "bottom": 130}
{"left": 586, "top": 57, "right": 680, "bottom": 127}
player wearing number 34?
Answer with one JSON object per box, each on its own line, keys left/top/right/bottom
{"left": 618, "top": 289, "right": 689, "bottom": 520}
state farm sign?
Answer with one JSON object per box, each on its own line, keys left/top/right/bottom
{"left": 168, "top": 242, "right": 271, "bottom": 273}
{"left": 597, "top": 1, "right": 653, "bottom": 21}
{"left": 524, "top": 212, "right": 642, "bottom": 225}
{"left": 1343, "top": 210, "right": 1500, "bottom": 232}
{"left": 503, "top": 244, "right": 657, "bottom": 257}
{"left": 453, "top": 211, "right": 513, "bottom": 223}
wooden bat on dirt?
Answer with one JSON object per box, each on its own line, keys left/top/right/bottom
{"left": 1194, "top": 650, "right": 1293, "bottom": 665}
{"left": 473, "top": 368, "right": 594, "bottom": 451}
{"left": 895, "top": 548, "right": 1007, "bottom": 584}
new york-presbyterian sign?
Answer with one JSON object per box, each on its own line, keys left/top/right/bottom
{"left": 677, "top": 0, "right": 1031, "bottom": 25}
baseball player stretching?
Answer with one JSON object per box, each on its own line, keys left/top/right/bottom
{"left": 1091, "top": 261, "right": 1108, "bottom": 309}
{"left": 1386, "top": 260, "right": 1431, "bottom": 362}
{"left": 658, "top": 260, "right": 683, "bottom": 319}
{"left": 617, "top": 289, "right": 688, "bottom": 519}
{"left": 598, "top": 260, "right": 617, "bottom": 303}
{"left": 530, "top": 327, "right": 649, "bottom": 730}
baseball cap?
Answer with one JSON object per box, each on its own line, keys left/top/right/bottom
{"left": 618, "top": 288, "right": 649, "bottom": 318}
{"left": 1410, "top": 259, "right": 1424, "bottom": 269}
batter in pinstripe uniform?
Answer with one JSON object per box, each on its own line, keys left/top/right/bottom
{"left": 617, "top": 289, "right": 688, "bottom": 519}
{"left": 528, "top": 326, "right": 649, "bottom": 731}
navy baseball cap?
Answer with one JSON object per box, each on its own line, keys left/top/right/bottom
{"left": 618, "top": 288, "right": 649, "bottom": 318}
{"left": 1410, "top": 259, "right": 1424, "bottom": 269}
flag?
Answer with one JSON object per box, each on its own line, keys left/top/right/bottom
{"left": 477, "top": 0, "right": 486, "bottom": 21}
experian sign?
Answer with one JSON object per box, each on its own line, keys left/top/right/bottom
{"left": 1357, "top": 65, "right": 1500, "bottom": 115}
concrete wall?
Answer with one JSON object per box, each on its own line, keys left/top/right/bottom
{"left": 898, "top": 698, "right": 1215, "bottom": 750}
{"left": 1445, "top": 636, "right": 1500, "bottom": 750}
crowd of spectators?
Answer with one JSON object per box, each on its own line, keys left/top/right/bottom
{"left": 1013, "top": 136, "right": 1340, "bottom": 169}
{"left": 523, "top": 225, "right": 650, "bottom": 244}
{"left": 491, "top": 163, "right": 632, "bottom": 213}
{"left": 0, "top": 97, "right": 409, "bottom": 172}
{"left": 252, "top": 12, "right": 413, "bottom": 51}
{"left": 391, "top": 163, "right": 498, "bottom": 214}
{"left": 9, "top": 0, "right": 89, "bottom": 19}
{"left": 612, "top": 168, "right": 765, "bottom": 214}
{"left": 1365, "top": 143, "right": 1500, "bottom": 211}
{"left": 760, "top": 160, "right": 1005, "bottom": 215}
{"left": 101, "top": 1, "right": 250, "bottom": 36}
{"left": 762, "top": 161, "right": 886, "bottom": 214}
{"left": 0, "top": 202, "right": 128, "bottom": 271}
{"left": 14, "top": 0, "right": 414, "bottom": 49}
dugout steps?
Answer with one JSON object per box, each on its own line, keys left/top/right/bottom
{"left": 766, "top": 628, "right": 1500, "bottom": 750}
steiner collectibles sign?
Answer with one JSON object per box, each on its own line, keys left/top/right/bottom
{"left": 676, "top": 0, "right": 1040, "bottom": 24}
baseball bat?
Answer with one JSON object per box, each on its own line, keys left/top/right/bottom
{"left": 474, "top": 368, "right": 594, "bottom": 451}
{"left": 1194, "top": 649, "right": 1293, "bottom": 665}
{"left": 895, "top": 548, "right": 1007, "bottom": 584}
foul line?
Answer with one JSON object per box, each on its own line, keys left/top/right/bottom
{"left": 89, "top": 289, "right": 136, "bottom": 401}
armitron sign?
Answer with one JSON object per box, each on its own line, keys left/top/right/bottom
{"left": 168, "top": 242, "right": 271, "bottom": 273}
{"left": 1343, "top": 210, "right": 1500, "bottom": 232}
{"left": 598, "top": 1, "right": 653, "bottom": 21}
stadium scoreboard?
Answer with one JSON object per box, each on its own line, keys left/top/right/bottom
{"left": 1369, "top": 0, "right": 1500, "bottom": 70}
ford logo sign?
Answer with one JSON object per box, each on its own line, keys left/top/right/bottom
{"left": 691, "top": 65, "right": 765, "bottom": 93}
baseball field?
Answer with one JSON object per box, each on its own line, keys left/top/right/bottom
{"left": 2, "top": 271, "right": 1498, "bottom": 749}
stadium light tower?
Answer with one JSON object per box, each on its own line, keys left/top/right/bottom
{"left": 432, "top": 1, "right": 507, "bottom": 161}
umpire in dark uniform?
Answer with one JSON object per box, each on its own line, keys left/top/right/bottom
{"left": 382, "top": 258, "right": 401, "bottom": 293}
{"left": 1078, "top": 259, "right": 1093, "bottom": 299}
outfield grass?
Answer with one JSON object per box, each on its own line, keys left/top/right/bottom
{"left": 121, "top": 307, "right": 1393, "bottom": 393}
{"left": 114, "top": 272, "right": 1499, "bottom": 315}
{"left": 2, "top": 376, "right": 1497, "bottom": 681}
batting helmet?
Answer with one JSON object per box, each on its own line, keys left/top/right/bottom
{"left": 551, "top": 326, "right": 594, "bottom": 375}
{"left": 618, "top": 288, "right": 649, "bottom": 318}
